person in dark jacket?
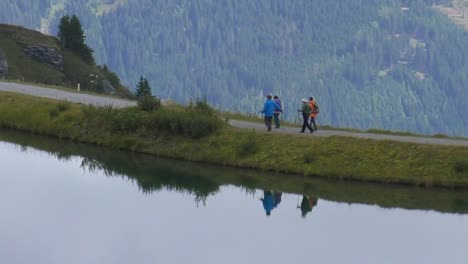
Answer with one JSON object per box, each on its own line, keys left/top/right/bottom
{"left": 309, "top": 97, "right": 318, "bottom": 131}
{"left": 298, "top": 98, "right": 314, "bottom": 133}
{"left": 273, "top": 95, "right": 283, "bottom": 128}
{"left": 273, "top": 191, "right": 282, "bottom": 208}
{"left": 299, "top": 195, "right": 318, "bottom": 218}
{"left": 260, "top": 95, "right": 280, "bottom": 131}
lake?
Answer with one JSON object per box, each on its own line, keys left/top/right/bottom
{"left": 0, "top": 130, "right": 467, "bottom": 264}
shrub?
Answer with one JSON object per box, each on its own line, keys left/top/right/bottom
{"left": 303, "top": 152, "right": 316, "bottom": 164}
{"left": 48, "top": 107, "right": 60, "bottom": 118}
{"left": 57, "top": 102, "right": 71, "bottom": 112}
{"left": 454, "top": 160, "right": 468, "bottom": 173}
{"left": 237, "top": 131, "right": 258, "bottom": 157}
{"left": 138, "top": 96, "right": 161, "bottom": 112}
{"left": 79, "top": 103, "right": 223, "bottom": 138}
{"left": 188, "top": 97, "right": 215, "bottom": 116}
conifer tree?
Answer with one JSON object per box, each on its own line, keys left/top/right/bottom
{"left": 57, "top": 15, "right": 95, "bottom": 64}
{"left": 136, "top": 76, "right": 152, "bottom": 98}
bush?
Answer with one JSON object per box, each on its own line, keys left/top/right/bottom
{"left": 49, "top": 107, "right": 60, "bottom": 118}
{"left": 188, "top": 97, "right": 215, "bottom": 116}
{"left": 147, "top": 109, "right": 223, "bottom": 138}
{"left": 454, "top": 160, "right": 468, "bottom": 173}
{"left": 57, "top": 102, "right": 71, "bottom": 112}
{"left": 79, "top": 102, "right": 223, "bottom": 138}
{"left": 138, "top": 96, "right": 161, "bottom": 112}
{"left": 237, "top": 131, "right": 258, "bottom": 157}
{"left": 303, "top": 152, "right": 316, "bottom": 164}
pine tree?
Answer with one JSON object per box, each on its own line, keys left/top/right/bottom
{"left": 57, "top": 15, "right": 71, "bottom": 48}
{"left": 136, "top": 76, "right": 152, "bottom": 98}
{"left": 57, "top": 15, "right": 95, "bottom": 64}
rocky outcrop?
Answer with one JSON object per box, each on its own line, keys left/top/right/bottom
{"left": 23, "top": 45, "right": 63, "bottom": 70}
{"left": 87, "top": 73, "right": 116, "bottom": 94}
{"left": 0, "top": 49, "right": 8, "bottom": 79}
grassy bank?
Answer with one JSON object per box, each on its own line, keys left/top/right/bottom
{"left": 1, "top": 91, "right": 468, "bottom": 188}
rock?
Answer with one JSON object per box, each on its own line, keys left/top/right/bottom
{"left": 87, "top": 73, "right": 116, "bottom": 94}
{"left": 23, "top": 45, "right": 63, "bottom": 70}
{"left": 0, "top": 49, "right": 8, "bottom": 79}
{"left": 161, "top": 98, "right": 177, "bottom": 106}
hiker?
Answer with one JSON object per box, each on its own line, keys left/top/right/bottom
{"left": 273, "top": 95, "right": 283, "bottom": 128}
{"left": 273, "top": 191, "right": 282, "bottom": 208}
{"left": 298, "top": 98, "right": 314, "bottom": 133}
{"left": 260, "top": 190, "right": 275, "bottom": 216}
{"left": 299, "top": 195, "right": 318, "bottom": 218}
{"left": 260, "top": 94, "right": 279, "bottom": 132}
{"left": 309, "top": 97, "right": 319, "bottom": 131}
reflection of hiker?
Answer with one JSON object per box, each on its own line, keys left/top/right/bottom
{"left": 273, "top": 95, "right": 283, "bottom": 128}
{"left": 260, "top": 190, "right": 275, "bottom": 216}
{"left": 299, "top": 195, "right": 318, "bottom": 218}
{"left": 273, "top": 192, "right": 282, "bottom": 208}
{"left": 260, "top": 95, "right": 280, "bottom": 132}
{"left": 298, "top": 98, "right": 314, "bottom": 133}
{"left": 309, "top": 97, "right": 318, "bottom": 131}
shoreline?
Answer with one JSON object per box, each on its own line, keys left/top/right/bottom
{"left": 1, "top": 91, "right": 468, "bottom": 189}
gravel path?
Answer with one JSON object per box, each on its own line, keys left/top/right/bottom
{"left": 2, "top": 81, "right": 467, "bottom": 147}
{"left": 229, "top": 120, "right": 468, "bottom": 147}
{"left": 0, "top": 81, "right": 136, "bottom": 108}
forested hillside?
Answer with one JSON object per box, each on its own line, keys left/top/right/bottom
{"left": 1, "top": 0, "right": 467, "bottom": 136}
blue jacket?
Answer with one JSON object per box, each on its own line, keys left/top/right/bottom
{"left": 262, "top": 99, "right": 279, "bottom": 117}
{"left": 261, "top": 194, "right": 274, "bottom": 215}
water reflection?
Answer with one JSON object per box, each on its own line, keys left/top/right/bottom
{"left": 1, "top": 129, "right": 468, "bottom": 214}
{"left": 2, "top": 131, "right": 468, "bottom": 264}
{"left": 299, "top": 195, "right": 318, "bottom": 218}
{"left": 260, "top": 190, "right": 283, "bottom": 216}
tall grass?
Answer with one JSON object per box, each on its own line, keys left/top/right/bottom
{"left": 80, "top": 100, "right": 223, "bottom": 138}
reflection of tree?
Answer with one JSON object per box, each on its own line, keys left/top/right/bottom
{"left": 81, "top": 157, "right": 113, "bottom": 175}
{"left": 79, "top": 156, "right": 220, "bottom": 203}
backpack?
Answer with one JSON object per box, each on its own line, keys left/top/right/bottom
{"left": 312, "top": 102, "right": 320, "bottom": 114}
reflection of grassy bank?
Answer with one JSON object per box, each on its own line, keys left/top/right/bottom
{"left": 1, "top": 91, "right": 468, "bottom": 188}
{"left": 2, "top": 129, "right": 468, "bottom": 214}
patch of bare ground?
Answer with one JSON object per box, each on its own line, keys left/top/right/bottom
{"left": 434, "top": 4, "right": 468, "bottom": 31}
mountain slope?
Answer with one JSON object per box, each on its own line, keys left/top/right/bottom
{"left": 1, "top": 0, "right": 467, "bottom": 136}
{"left": 0, "top": 24, "right": 132, "bottom": 97}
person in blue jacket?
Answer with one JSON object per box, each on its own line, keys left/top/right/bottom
{"left": 260, "top": 94, "right": 280, "bottom": 131}
{"left": 260, "top": 190, "right": 275, "bottom": 216}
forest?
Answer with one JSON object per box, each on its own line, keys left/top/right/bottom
{"left": 0, "top": 0, "right": 467, "bottom": 136}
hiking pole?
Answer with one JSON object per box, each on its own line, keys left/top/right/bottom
{"left": 297, "top": 111, "right": 302, "bottom": 125}
{"left": 279, "top": 113, "right": 283, "bottom": 130}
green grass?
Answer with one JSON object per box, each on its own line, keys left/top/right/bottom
{"left": 1, "top": 91, "right": 468, "bottom": 188}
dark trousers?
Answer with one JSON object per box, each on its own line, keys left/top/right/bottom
{"left": 309, "top": 117, "right": 317, "bottom": 130}
{"left": 301, "top": 114, "right": 314, "bottom": 133}
{"left": 273, "top": 113, "right": 280, "bottom": 128}
{"left": 264, "top": 116, "right": 273, "bottom": 131}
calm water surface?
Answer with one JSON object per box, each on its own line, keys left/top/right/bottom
{"left": 1, "top": 131, "right": 467, "bottom": 264}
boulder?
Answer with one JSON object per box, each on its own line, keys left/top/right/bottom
{"left": 23, "top": 45, "right": 63, "bottom": 70}
{"left": 0, "top": 49, "right": 8, "bottom": 79}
